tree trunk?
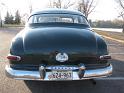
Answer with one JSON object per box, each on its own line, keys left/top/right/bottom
{"left": 0, "top": 20, "right": 2, "bottom": 27}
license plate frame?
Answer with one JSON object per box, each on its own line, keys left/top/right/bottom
{"left": 49, "top": 70, "right": 73, "bottom": 80}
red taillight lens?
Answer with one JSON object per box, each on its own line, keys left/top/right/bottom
{"left": 7, "top": 55, "right": 21, "bottom": 61}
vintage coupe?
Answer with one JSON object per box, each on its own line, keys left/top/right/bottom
{"left": 5, "top": 9, "right": 112, "bottom": 81}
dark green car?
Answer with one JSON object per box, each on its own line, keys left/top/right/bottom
{"left": 5, "top": 9, "right": 112, "bottom": 81}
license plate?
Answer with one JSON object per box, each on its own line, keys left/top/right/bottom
{"left": 49, "top": 70, "right": 73, "bottom": 80}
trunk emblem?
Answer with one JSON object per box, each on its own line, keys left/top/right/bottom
{"left": 56, "top": 53, "right": 68, "bottom": 62}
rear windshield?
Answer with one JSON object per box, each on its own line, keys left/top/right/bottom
{"left": 28, "top": 13, "right": 89, "bottom": 25}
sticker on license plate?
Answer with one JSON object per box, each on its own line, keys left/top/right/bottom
{"left": 48, "top": 70, "right": 73, "bottom": 80}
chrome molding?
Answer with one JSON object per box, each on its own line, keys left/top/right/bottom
{"left": 45, "top": 65, "right": 79, "bottom": 70}
{"left": 100, "top": 55, "right": 111, "bottom": 60}
{"left": 5, "top": 64, "right": 113, "bottom": 81}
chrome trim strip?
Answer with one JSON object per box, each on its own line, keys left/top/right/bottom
{"left": 5, "top": 64, "right": 112, "bottom": 80}
{"left": 100, "top": 55, "right": 111, "bottom": 60}
{"left": 45, "top": 65, "right": 79, "bottom": 70}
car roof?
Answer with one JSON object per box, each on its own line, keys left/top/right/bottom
{"left": 31, "top": 8, "right": 85, "bottom": 16}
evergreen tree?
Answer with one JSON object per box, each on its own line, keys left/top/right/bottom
{"left": 9, "top": 15, "right": 14, "bottom": 24}
{"left": 4, "top": 11, "right": 10, "bottom": 24}
{"left": 14, "top": 10, "right": 21, "bottom": 24}
{"left": 4, "top": 11, "right": 14, "bottom": 24}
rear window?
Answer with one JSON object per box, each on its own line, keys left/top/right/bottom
{"left": 28, "top": 13, "right": 89, "bottom": 25}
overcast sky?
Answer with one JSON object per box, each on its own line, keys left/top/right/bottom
{"left": 0, "top": 0, "right": 120, "bottom": 21}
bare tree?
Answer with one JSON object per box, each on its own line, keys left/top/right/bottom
{"left": 116, "top": 0, "right": 124, "bottom": 33}
{"left": 28, "top": 0, "right": 33, "bottom": 13}
{"left": 77, "top": 0, "right": 97, "bottom": 18}
{"left": 118, "top": 0, "right": 124, "bottom": 9}
{"left": 29, "top": 4, "right": 33, "bottom": 13}
{"left": 0, "top": 2, "right": 6, "bottom": 27}
{"left": 48, "top": 0, "right": 75, "bottom": 9}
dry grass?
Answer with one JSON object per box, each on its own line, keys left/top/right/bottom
{"left": 94, "top": 30, "right": 124, "bottom": 41}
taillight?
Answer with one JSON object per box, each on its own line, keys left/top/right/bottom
{"left": 7, "top": 55, "right": 21, "bottom": 61}
{"left": 100, "top": 55, "right": 111, "bottom": 60}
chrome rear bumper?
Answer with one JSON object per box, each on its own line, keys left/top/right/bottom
{"left": 5, "top": 64, "right": 112, "bottom": 80}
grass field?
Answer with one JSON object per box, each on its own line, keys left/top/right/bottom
{"left": 94, "top": 30, "right": 124, "bottom": 41}
{"left": 1, "top": 24, "right": 24, "bottom": 28}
